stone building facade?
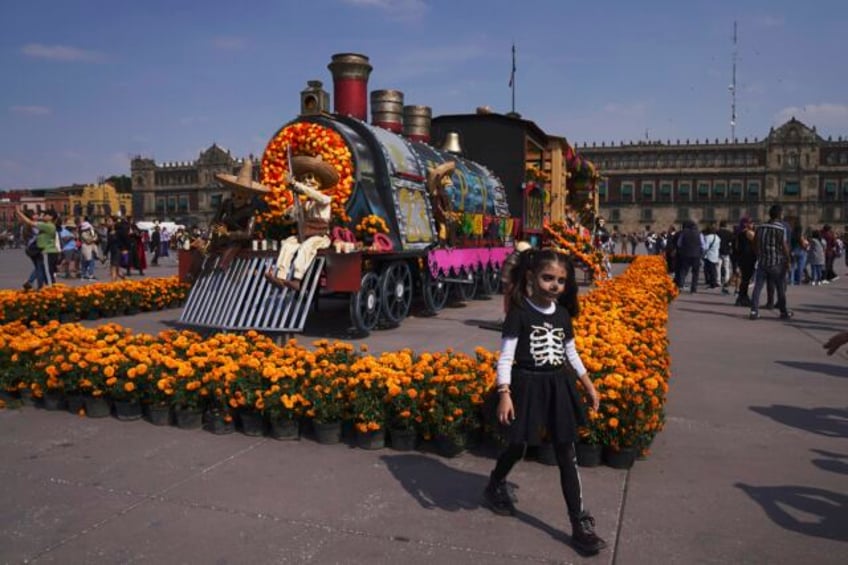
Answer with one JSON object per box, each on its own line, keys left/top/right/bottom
{"left": 130, "top": 144, "right": 258, "bottom": 227}
{"left": 579, "top": 118, "right": 848, "bottom": 234}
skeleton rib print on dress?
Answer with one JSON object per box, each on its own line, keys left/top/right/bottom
{"left": 528, "top": 322, "right": 566, "bottom": 366}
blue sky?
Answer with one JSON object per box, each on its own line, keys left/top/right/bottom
{"left": 2, "top": 0, "right": 847, "bottom": 189}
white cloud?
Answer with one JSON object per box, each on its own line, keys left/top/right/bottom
{"left": 775, "top": 103, "right": 848, "bottom": 130}
{"left": 211, "top": 36, "right": 246, "bottom": 51}
{"left": 340, "top": 0, "right": 427, "bottom": 21}
{"left": 21, "top": 43, "right": 107, "bottom": 63}
{"left": 10, "top": 105, "right": 51, "bottom": 116}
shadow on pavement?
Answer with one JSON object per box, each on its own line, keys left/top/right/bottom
{"left": 749, "top": 405, "right": 848, "bottom": 438}
{"left": 380, "top": 453, "right": 485, "bottom": 512}
{"left": 775, "top": 360, "right": 848, "bottom": 379}
{"left": 810, "top": 449, "right": 848, "bottom": 475}
{"left": 735, "top": 483, "right": 848, "bottom": 542}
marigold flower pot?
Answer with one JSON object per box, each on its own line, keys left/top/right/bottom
{"left": 313, "top": 420, "right": 342, "bottom": 445}
{"left": 603, "top": 445, "right": 637, "bottom": 470}
{"left": 42, "top": 390, "right": 65, "bottom": 411}
{"left": 269, "top": 418, "right": 299, "bottom": 440}
{"left": 238, "top": 410, "right": 265, "bottom": 437}
{"left": 356, "top": 428, "right": 386, "bottom": 450}
{"left": 113, "top": 399, "right": 143, "bottom": 421}
{"left": 65, "top": 393, "right": 85, "bottom": 414}
{"left": 144, "top": 403, "right": 171, "bottom": 426}
{"left": 83, "top": 395, "right": 111, "bottom": 418}
{"left": 576, "top": 442, "right": 603, "bottom": 468}
{"left": 174, "top": 407, "right": 202, "bottom": 430}
{"left": 19, "top": 389, "right": 36, "bottom": 407}
{"left": 388, "top": 428, "right": 418, "bottom": 451}
{"left": 435, "top": 433, "right": 466, "bottom": 458}
{"left": 205, "top": 411, "right": 235, "bottom": 435}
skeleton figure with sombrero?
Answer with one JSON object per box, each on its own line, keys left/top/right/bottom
{"left": 265, "top": 155, "right": 339, "bottom": 291}
{"left": 204, "top": 159, "right": 270, "bottom": 269}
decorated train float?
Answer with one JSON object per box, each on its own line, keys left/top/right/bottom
{"left": 179, "top": 53, "right": 600, "bottom": 335}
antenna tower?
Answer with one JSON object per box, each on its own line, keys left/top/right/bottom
{"left": 730, "top": 21, "right": 738, "bottom": 141}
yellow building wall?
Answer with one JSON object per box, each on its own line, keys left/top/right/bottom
{"left": 68, "top": 183, "right": 133, "bottom": 220}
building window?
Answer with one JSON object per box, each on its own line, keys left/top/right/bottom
{"left": 659, "top": 182, "right": 672, "bottom": 203}
{"left": 783, "top": 181, "right": 800, "bottom": 196}
{"left": 730, "top": 181, "right": 742, "bottom": 199}
{"left": 167, "top": 196, "right": 177, "bottom": 213}
{"left": 621, "top": 182, "right": 634, "bottom": 201}
{"left": 210, "top": 194, "right": 223, "bottom": 210}
{"left": 704, "top": 207, "right": 716, "bottom": 222}
{"left": 843, "top": 180, "right": 848, "bottom": 200}
{"left": 676, "top": 207, "right": 690, "bottom": 221}
{"left": 610, "top": 209, "right": 621, "bottom": 222}
{"left": 641, "top": 181, "right": 654, "bottom": 201}
{"left": 824, "top": 180, "right": 837, "bottom": 202}
{"left": 155, "top": 197, "right": 165, "bottom": 213}
{"left": 747, "top": 181, "right": 760, "bottom": 200}
{"left": 697, "top": 181, "right": 710, "bottom": 201}
{"left": 640, "top": 208, "right": 653, "bottom": 222}
{"left": 178, "top": 195, "right": 189, "bottom": 213}
{"left": 823, "top": 206, "right": 835, "bottom": 221}
{"left": 678, "top": 181, "right": 691, "bottom": 201}
{"left": 713, "top": 181, "right": 727, "bottom": 199}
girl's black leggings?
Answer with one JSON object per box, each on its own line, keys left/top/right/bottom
{"left": 492, "top": 442, "right": 583, "bottom": 515}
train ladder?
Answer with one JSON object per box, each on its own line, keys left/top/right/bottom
{"left": 178, "top": 254, "right": 325, "bottom": 334}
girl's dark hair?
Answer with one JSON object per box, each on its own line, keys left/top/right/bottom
{"left": 509, "top": 248, "right": 580, "bottom": 318}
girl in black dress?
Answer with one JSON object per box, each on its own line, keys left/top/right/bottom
{"left": 483, "top": 248, "right": 606, "bottom": 556}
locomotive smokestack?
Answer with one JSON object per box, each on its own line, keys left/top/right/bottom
{"left": 370, "top": 90, "right": 404, "bottom": 133}
{"left": 327, "top": 53, "right": 373, "bottom": 121}
{"left": 403, "top": 105, "right": 432, "bottom": 142}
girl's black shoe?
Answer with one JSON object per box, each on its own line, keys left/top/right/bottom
{"left": 483, "top": 477, "right": 516, "bottom": 516}
{"left": 569, "top": 511, "right": 607, "bottom": 555}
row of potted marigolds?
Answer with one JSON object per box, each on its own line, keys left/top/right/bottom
{"left": 0, "top": 256, "right": 676, "bottom": 467}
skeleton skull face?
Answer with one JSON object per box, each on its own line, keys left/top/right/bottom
{"left": 298, "top": 171, "right": 321, "bottom": 188}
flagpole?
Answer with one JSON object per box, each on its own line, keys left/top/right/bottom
{"left": 510, "top": 43, "right": 516, "bottom": 113}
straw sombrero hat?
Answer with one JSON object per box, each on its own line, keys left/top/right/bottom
{"left": 215, "top": 160, "right": 270, "bottom": 194}
{"left": 290, "top": 155, "right": 339, "bottom": 189}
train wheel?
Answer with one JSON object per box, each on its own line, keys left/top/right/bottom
{"left": 453, "top": 267, "right": 478, "bottom": 302}
{"left": 349, "top": 272, "right": 381, "bottom": 332}
{"left": 380, "top": 261, "right": 412, "bottom": 325}
{"left": 479, "top": 264, "right": 501, "bottom": 297}
{"left": 421, "top": 269, "right": 449, "bottom": 314}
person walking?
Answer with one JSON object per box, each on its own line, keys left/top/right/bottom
{"left": 733, "top": 217, "right": 756, "bottom": 306}
{"left": 750, "top": 205, "right": 792, "bottom": 320}
{"left": 16, "top": 207, "right": 59, "bottom": 288}
{"left": 702, "top": 225, "right": 721, "bottom": 289}
{"left": 717, "top": 220, "right": 734, "bottom": 294}
{"left": 483, "top": 248, "right": 606, "bottom": 556}
{"left": 808, "top": 230, "right": 825, "bottom": 286}
{"left": 674, "top": 220, "right": 704, "bottom": 293}
{"left": 78, "top": 219, "right": 99, "bottom": 279}
{"left": 788, "top": 218, "right": 809, "bottom": 285}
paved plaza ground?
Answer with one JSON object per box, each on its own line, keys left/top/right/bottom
{"left": 1, "top": 247, "right": 846, "bottom": 564}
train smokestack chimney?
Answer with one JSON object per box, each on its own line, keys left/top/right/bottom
{"left": 370, "top": 89, "right": 404, "bottom": 133}
{"left": 403, "top": 105, "right": 432, "bottom": 142}
{"left": 327, "top": 53, "right": 373, "bottom": 120}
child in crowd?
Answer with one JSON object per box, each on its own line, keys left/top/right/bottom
{"left": 483, "top": 248, "right": 606, "bottom": 556}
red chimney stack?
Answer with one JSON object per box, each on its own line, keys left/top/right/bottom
{"left": 327, "top": 53, "right": 373, "bottom": 121}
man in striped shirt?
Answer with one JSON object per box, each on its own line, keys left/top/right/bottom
{"left": 749, "top": 204, "right": 792, "bottom": 320}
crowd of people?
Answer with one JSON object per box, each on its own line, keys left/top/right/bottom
{"left": 659, "top": 205, "right": 845, "bottom": 319}
{"left": 11, "top": 208, "right": 198, "bottom": 290}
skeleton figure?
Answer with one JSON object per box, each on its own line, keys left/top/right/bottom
{"left": 528, "top": 322, "right": 566, "bottom": 366}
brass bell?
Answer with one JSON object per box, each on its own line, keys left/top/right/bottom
{"left": 441, "top": 132, "right": 462, "bottom": 154}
